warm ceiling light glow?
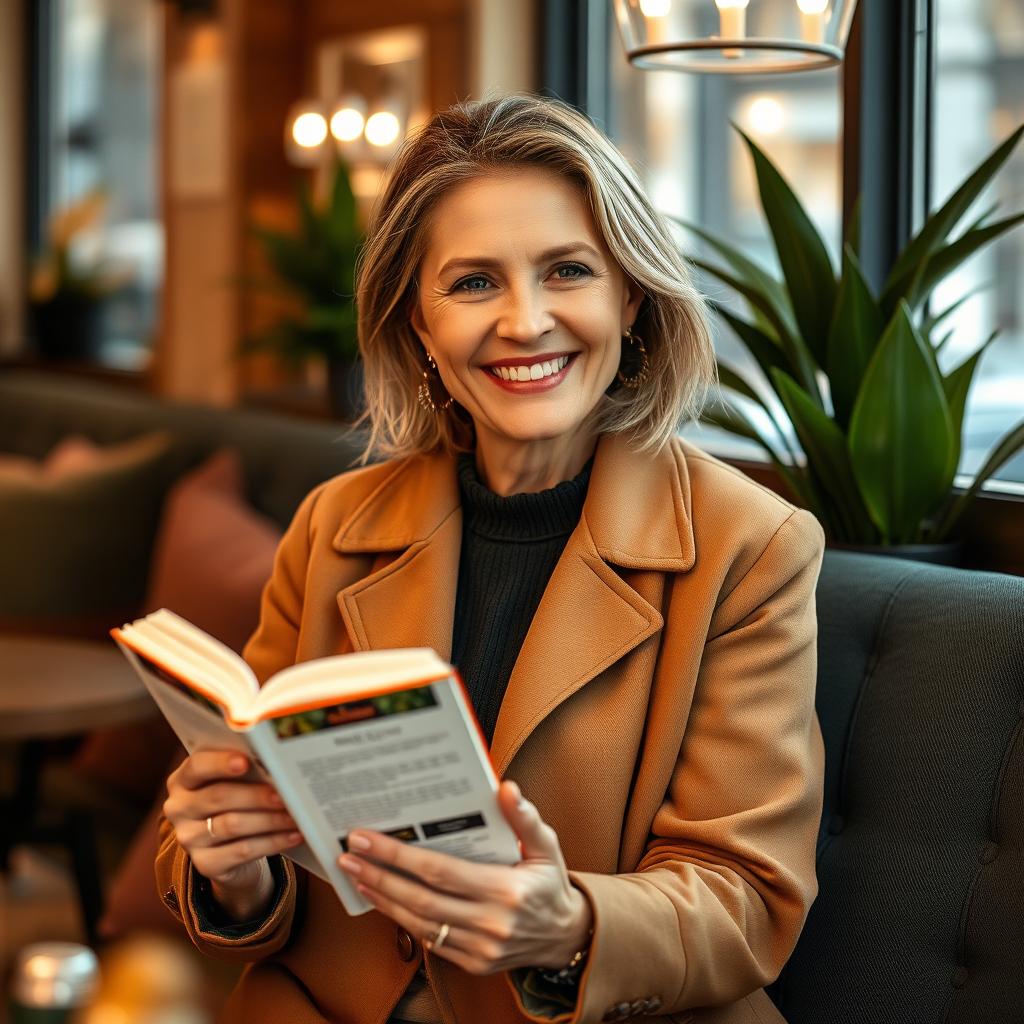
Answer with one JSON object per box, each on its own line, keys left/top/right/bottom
{"left": 714, "top": 0, "right": 749, "bottom": 8}
{"left": 796, "top": 0, "right": 829, "bottom": 12}
{"left": 365, "top": 111, "right": 401, "bottom": 147}
{"left": 330, "top": 107, "right": 365, "bottom": 142}
{"left": 639, "top": 0, "right": 671, "bottom": 16}
{"left": 292, "top": 112, "right": 327, "bottom": 149}
{"left": 748, "top": 96, "right": 786, "bottom": 135}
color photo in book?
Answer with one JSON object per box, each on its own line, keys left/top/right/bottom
{"left": 273, "top": 684, "right": 440, "bottom": 739}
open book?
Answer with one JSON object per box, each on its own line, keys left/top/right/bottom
{"left": 111, "top": 609, "right": 521, "bottom": 916}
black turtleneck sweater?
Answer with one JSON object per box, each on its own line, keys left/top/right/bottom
{"left": 450, "top": 453, "right": 592, "bottom": 745}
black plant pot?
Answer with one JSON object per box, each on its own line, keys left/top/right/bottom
{"left": 326, "top": 356, "right": 365, "bottom": 422}
{"left": 828, "top": 540, "right": 964, "bottom": 568}
{"left": 30, "top": 294, "right": 104, "bottom": 361}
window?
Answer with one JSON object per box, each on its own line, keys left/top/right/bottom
{"left": 29, "top": 0, "right": 162, "bottom": 371}
{"left": 933, "top": 0, "right": 1024, "bottom": 486}
{"left": 605, "top": 9, "right": 842, "bottom": 462}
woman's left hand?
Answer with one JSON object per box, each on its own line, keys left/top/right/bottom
{"left": 337, "top": 780, "right": 593, "bottom": 976}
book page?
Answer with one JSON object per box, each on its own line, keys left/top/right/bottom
{"left": 246, "top": 675, "right": 521, "bottom": 915}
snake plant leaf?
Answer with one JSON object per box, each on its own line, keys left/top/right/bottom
{"left": 734, "top": 125, "right": 837, "bottom": 368}
{"left": 931, "top": 418, "right": 1024, "bottom": 541}
{"left": 770, "top": 368, "right": 872, "bottom": 542}
{"left": 716, "top": 363, "right": 798, "bottom": 463}
{"left": 671, "top": 217, "right": 797, "bottom": 333}
{"left": 884, "top": 124, "right": 1024, "bottom": 300}
{"left": 709, "top": 300, "right": 790, "bottom": 380}
{"left": 696, "top": 260, "right": 821, "bottom": 403}
{"left": 848, "top": 302, "right": 957, "bottom": 542}
{"left": 941, "top": 328, "right": 1000, "bottom": 473}
{"left": 933, "top": 327, "right": 956, "bottom": 356}
{"left": 826, "top": 245, "right": 884, "bottom": 429}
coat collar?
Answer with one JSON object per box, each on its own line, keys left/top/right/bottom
{"left": 332, "top": 433, "right": 696, "bottom": 571}
{"left": 333, "top": 433, "right": 696, "bottom": 774}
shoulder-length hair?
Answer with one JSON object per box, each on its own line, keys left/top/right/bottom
{"left": 356, "top": 92, "right": 716, "bottom": 460}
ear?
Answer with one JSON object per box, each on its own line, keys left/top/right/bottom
{"left": 409, "top": 292, "right": 431, "bottom": 349}
{"left": 621, "top": 276, "right": 645, "bottom": 332}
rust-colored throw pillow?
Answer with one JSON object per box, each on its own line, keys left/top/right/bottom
{"left": 143, "top": 447, "right": 283, "bottom": 654}
{"left": 0, "top": 431, "right": 175, "bottom": 637}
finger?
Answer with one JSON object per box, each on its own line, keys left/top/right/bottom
{"left": 345, "top": 831, "right": 509, "bottom": 902}
{"left": 167, "top": 782, "right": 284, "bottom": 824}
{"left": 171, "top": 751, "right": 249, "bottom": 791}
{"left": 498, "top": 781, "right": 563, "bottom": 864}
{"left": 192, "top": 831, "right": 302, "bottom": 880}
{"left": 191, "top": 810, "right": 298, "bottom": 848}
{"left": 338, "top": 853, "right": 503, "bottom": 939}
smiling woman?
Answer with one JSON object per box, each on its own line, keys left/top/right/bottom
{"left": 156, "top": 94, "right": 829, "bottom": 1024}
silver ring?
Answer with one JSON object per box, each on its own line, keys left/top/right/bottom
{"left": 425, "top": 921, "right": 450, "bottom": 951}
{"left": 206, "top": 815, "right": 216, "bottom": 839}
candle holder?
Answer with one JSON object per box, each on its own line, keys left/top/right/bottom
{"left": 613, "top": 0, "right": 858, "bottom": 74}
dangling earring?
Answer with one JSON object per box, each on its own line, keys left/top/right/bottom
{"left": 616, "top": 325, "right": 650, "bottom": 389}
{"left": 417, "top": 352, "right": 453, "bottom": 413}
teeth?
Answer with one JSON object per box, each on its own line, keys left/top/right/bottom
{"left": 489, "top": 356, "right": 572, "bottom": 382}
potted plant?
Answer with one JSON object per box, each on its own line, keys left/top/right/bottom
{"left": 680, "top": 124, "right": 1024, "bottom": 558}
{"left": 246, "top": 158, "right": 363, "bottom": 420}
{"left": 28, "top": 189, "right": 123, "bottom": 361}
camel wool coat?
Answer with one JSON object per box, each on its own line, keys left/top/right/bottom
{"left": 156, "top": 432, "right": 827, "bottom": 1024}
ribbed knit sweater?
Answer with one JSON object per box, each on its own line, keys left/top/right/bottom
{"left": 450, "top": 452, "right": 593, "bottom": 744}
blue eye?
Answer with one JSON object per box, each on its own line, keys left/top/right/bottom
{"left": 555, "top": 262, "right": 591, "bottom": 280}
{"left": 455, "top": 275, "right": 491, "bottom": 293}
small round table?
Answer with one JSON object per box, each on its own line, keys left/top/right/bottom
{"left": 0, "top": 635, "right": 155, "bottom": 740}
{"left": 0, "top": 635, "right": 158, "bottom": 945}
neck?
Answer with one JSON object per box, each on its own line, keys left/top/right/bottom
{"left": 473, "top": 429, "right": 597, "bottom": 496}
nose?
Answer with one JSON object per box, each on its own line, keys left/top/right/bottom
{"left": 495, "top": 283, "right": 556, "bottom": 344}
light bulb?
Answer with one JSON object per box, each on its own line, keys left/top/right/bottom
{"left": 796, "top": 0, "right": 828, "bottom": 13}
{"left": 748, "top": 96, "right": 786, "bottom": 135}
{"left": 639, "top": 0, "right": 671, "bottom": 15}
{"left": 365, "top": 111, "right": 401, "bottom": 148}
{"left": 796, "top": 0, "right": 828, "bottom": 43}
{"left": 330, "top": 107, "right": 365, "bottom": 143}
{"left": 715, "top": 0, "right": 749, "bottom": 58}
{"left": 714, "top": 0, "right": 749, "bottom": 9}
{"left": 292, "top": 111, "right": 327, "bottom": 149}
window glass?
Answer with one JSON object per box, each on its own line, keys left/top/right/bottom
{"left": 606, "top": 9, "right": 842, "bottom": 462}
{"left": 35, "top": 0, "right": 162, "bottom": 370}
{"left": 934, "top": 0, "right": 1024, "bottom": 486}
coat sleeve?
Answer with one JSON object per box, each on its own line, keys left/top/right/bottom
{"left": 154, "top": 482, "right": 327, "bottom": 962}
{"left": 509, "top": 507, "right": 826, "bottom": 1022}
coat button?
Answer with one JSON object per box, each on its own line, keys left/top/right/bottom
{"left": 645, "top": 996, "right": 663, "bottom": 1013}
{"left": 396, "top": 927, "right": 416, "bottom": 962}
{"left": 629, "top": 999, "right": 648, "bottom": 1016}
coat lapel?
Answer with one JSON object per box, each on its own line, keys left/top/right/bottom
{"left": 329, "top": 435, "right": 697, "bottom": 774}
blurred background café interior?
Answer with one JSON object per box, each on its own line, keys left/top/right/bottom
{"left": 0, "top": 0, "right": 1022, "bottom": 1019}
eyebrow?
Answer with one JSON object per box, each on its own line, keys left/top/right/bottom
{"left": 436, "top": 242, "right": 602, "bottom": 280}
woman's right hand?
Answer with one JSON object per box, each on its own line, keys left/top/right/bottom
{"left": 163, "top": 750, "right": 303, "bottom": 922}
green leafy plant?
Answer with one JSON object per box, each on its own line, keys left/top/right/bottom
{"left": 246, "top": 158, "right": 362, "bottom": 365}
{"left": 680, "top": 123, "right": 1024, "bottom": 545}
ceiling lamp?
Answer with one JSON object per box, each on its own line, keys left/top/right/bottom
{"left": 614, "top": 0, "right": 858, "bottom": 74}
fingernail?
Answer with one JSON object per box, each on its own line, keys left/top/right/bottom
{"left": 287, "top": 831, "right": 302, "bottom": 844}
{"left": 229, "top": 756, "right": 247, "bottom": 773}
{"left": 339, "top": 854, "right": 362, "bottom": 874}
{"left": 268, "top": 790, "right": 284, "bottom": 807}
{"left": 348, "top": 833, "right": 371, "bottom": 851}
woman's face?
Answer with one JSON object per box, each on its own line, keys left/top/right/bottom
{"left": 411, "top": 167, "right": 644, "bottom": 454}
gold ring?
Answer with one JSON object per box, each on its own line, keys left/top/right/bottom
{"left": 206, "top": 815, "right": 216, "bottom": 839}
{"left": 424, "top": 921, "right": 450, "bottom": 951}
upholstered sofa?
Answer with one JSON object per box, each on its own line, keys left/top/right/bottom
{"left": 2, "top": 369, "right": 1022, "bottom": 1022}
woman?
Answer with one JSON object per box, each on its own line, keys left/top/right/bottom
{"left": 158, "top": 94, "right": 826, "bottom": 1024}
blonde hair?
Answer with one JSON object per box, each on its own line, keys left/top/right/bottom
{"left": 356, "top": 93, "right": 715, "bottom": 460}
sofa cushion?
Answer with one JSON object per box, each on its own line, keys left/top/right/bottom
{"left": 0, "top": 430, "right": 175, "bottom": 637}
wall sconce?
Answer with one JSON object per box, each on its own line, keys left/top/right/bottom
{"left": 614, "top": 0, "right": 858, "bottom": 73}
{"left": 285, "top": 100, "right": 329, "bottom": 167}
